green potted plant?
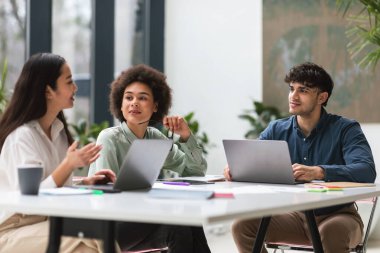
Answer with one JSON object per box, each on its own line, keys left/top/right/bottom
{"left": 337, "top": 0, "right": 380, "bottom": 69}
{"left": 239, "top": 100, "right": 287, "bottom": 139}
{"left": 183, "top": 112, "right": 214, "bottom": 155}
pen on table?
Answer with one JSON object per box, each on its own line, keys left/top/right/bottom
{"left": 163, "top": 181, "right": 190, "bottom": 186}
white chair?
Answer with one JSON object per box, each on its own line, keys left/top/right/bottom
{"left": 266, "top": 197, "right": 378, "bottom": 253}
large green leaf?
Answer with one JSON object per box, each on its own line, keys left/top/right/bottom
{"left": 337, "top": 0, "right": 380, "bottom": 69}
{"left": 69, "top": 119, "right": 109, "bottom": 146}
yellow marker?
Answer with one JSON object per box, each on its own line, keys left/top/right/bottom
{"left": 326, "top": 187, "right": 343, "bottom": 191}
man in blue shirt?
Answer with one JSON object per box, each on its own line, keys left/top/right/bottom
{"left": 224, "top": 62, "right": 376, "bottom": 253}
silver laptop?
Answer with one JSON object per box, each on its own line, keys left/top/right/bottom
{"left": 223, "top": 139, "right": 302, "bottom": 184}
{"left": 78, "top": 139, "right": 173, "bottom": 192}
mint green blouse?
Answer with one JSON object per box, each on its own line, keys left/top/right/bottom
{"left": 88, "top": 122, "right": 207, "bottom": 178}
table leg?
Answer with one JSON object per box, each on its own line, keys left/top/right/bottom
{"left": 252, "top": 216, "right": 271, "bottom": 253}
{"left": 46, "top": 217, "right": 62, "bottom": 253}
{"left": 103, "top": 221, "right": 116, "bottom": 253}
{"left": 303, "top": 210, "right": 324, "bottom": 253}
{"left": 45, "top": 217, "right": 116, "bottom": 253}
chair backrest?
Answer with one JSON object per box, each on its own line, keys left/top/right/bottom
{"left": 266, "top": 197, "right": 378, "bottom": 253}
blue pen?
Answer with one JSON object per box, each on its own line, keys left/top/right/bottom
{"left": 163, "top": 181, "right": 190, "bottom": 186}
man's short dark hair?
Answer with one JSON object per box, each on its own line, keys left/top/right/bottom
{"left": 284, "top": 62, "right": 334, "bottom": 106}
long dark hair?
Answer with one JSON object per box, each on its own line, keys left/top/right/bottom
{"left": 0, "top": 53, "right": 74, "bottom": 151}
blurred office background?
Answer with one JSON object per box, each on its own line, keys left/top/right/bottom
{"left": 1, "top": 0, "right": 380, "bottom": 251}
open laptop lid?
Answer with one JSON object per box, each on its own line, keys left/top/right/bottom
{"left": 78, "top": 139, "right": 172, "bottom": 192}
{"left": 114, "top": 139, "right": 172, "bottom": 191}
{"left": 223, "top": 139, "right": 297, "bottom": 184}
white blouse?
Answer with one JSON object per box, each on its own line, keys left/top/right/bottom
{"left": 0, "top": 119, "right": 72, "bottom": 224}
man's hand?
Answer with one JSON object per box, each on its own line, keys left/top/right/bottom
{"left": 292, "top": 163, "right": 325, "bottom": 182}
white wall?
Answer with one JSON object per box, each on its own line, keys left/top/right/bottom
{"left": 165, "top": 0, "right": 380, "bottom": 240}
{"left": 362, "top": 124, "right": 380, "bottom": 239}
{"left": 165, "top": 0, "right": 262, "bottom": 174}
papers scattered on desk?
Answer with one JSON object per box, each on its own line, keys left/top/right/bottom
{"left": 182, "top": 175, "right": 226, "bottom": 182}
{"left": 161, "top": 175, "right": 226, "bottom": 185}
{"left": 215, "top": 185, "right": 307, "bottom": 195}
{"left": 149, "top": 188, "right": 214, "bottom": 200}
{"left": 153, "top": 182, "right": 213, "bottom": 191}
{"left": 39, "top": 187, "right": 93, "bottom": 195}
{"left": 305, "top": 182, "right": 375, "bottom": 188}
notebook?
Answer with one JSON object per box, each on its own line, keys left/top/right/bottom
{"left": 223, "top": 139, "right": 303, "bottom": 185}
{"left": 76, "top": 139, "right": 173, "bottom": 192}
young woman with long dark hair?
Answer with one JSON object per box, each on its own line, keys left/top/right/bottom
{"left": 0, "top": 53, "right": 115, "bottom": 252}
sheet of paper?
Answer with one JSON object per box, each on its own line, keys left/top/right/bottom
{"left": 39, "top": 187, "right": 93, "bottom": 195}
{"left": 163, "top": 175, "right": 226, "bottom": 183}
{"left": 305, "top": 182, "right": 375, "bottom": 188}
{"left": 181, "top": 175, "right": 226, "bottom": 182}
{"left": 153, "top": 182, "right": 210, "bottom": 191}
{"left": 215, "top": 185, "right": 307, "bottom": 195}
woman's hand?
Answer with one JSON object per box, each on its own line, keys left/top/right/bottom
{"left": 53, "top": 142, "right": 102, "bottom": 187}
{"left": 163, "top": 116, "right": 191, "bottom": 142}
{"left": 65, "top": 141, "right": 102, "bottom": 169}
{"left": 223, "top": 164, "right": 232, "bottom": 181}
{"left": 82, "top": 169, "right": 116, "bottom": 185}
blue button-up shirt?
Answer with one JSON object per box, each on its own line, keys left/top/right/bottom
{"left": 260, "top": 109, "right": 376, "bottom": 215}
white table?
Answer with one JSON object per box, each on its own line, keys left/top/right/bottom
{"left": 1, "top": 182, "right": 380, "bottom": 253}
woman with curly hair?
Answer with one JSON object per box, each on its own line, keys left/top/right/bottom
{"left": 88, "top": 64, "right": 210, "bottom": 253}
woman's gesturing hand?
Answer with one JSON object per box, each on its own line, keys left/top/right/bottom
{"left": 66, "top": 141, "right": 102, "bottom": 169}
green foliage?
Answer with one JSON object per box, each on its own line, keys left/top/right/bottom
{"left": 337, "top": 0, "right": 380, "bottom": 69}
{"left": 239, "top": 101, "right": 286, "bottom": 139}
{"left": 0, "top": 58, "right": 8, "bottom": 115}
{"left": 183, "top": 112, "right": 214, "bottom": 155}
{"left": 69, "top": 119, "right": 109, "bottom": 147}
{"left": 69, "top": 119, "right": 109, "bottom": 175}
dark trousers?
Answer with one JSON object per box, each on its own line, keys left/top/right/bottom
{"left": 116, "top": 222, "right": 211, "bottom": 253}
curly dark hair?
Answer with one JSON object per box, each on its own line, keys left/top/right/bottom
{"left": 284, "top": 62, "right": 334, "bottom": 106}
{"left": 110, "top": 64, "right": 172, "bottom": 123}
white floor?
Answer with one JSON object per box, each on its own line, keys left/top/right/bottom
{"left": 205, "top": 224, "right": 380, "bottom": 253}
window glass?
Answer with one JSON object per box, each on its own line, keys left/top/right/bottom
{"left": 52, "top": 0, "right": 146, "bottom": 125}
{"left": 115, "top": 0, "right": 144, "bottom": 76}
{"left": 0, "top": 0, "right": 26, "bottom": 95}
{"left": 52, "top": 0, "right": 91, "bottom": 124}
